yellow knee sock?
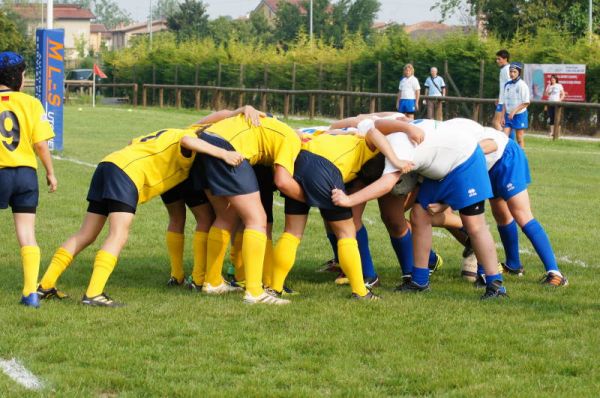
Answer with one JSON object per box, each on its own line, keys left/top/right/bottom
{"left": 39, "top": 247, "right": 74, "bottom": 290}
{"left": 271, "top": 233, "right": 300, "bottom": 292}
{"left": 166, "top": 231, "right": 185, "bottom": 283}
{"left": 242, "top": 229, "right": 267, "bottom": 297}
{"left": 231, "top": 231, "right": 244, "bottom": 281}
{"left": 262, "top": 239, "right": 274, "bottom": 287}
{"left": 86, "top": 250, "right": 117, "bottom": 298}
{"left": 191, "top": 231, "right": 208, "bottom": 285}
{"left": 21, "top": 246, "right": 40, "bottom": 296}
{"left": 205, "top": 227, "right": 230, "bottom": 286}
{"left": 338, "top": 238, "right": 368, "bottom": 296}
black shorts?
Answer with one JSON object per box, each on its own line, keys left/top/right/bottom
{"left": 356, "top": 153, "right": 385, "bottom": 186}
{"left": 199, "top": 133, "right": 259, "bottom": 196}
{"left": 0, "top": 166, "right": 38, "bottom": 213}
{"left": 254, "top": 164, "right": 275, "bottom": 223}
{"left": 86, "top": 162, "right": 138, "bottom": 215}
{"left": 285, "top": 150, "right": 352, "bottom": 222}
{"left": 161, "top": 160, "right": 209, "bottom": 208}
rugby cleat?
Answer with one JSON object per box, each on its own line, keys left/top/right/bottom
{"left": 243, "top": 291, "right": 290, "bottom": 305}
{"left": 428, "top": 253, "right": 444, "bottom": 275}
{"left": 474, "top": 274, "right": 487, "bottom": 289}
{"left": 229, "top": 278, "right": 246, "bottom": 289}
{"left": 480, "top": 280, "right": 508, "bottom": 300}
{"left": 394, "top": 280, "right": 430, "bottom": 293}
{"left": 166, "top": 276, "right": 184, "bottom": 287}
{"left": 282, "top": 285, "right": 299, "bottom": 295}
{"left": 501, "top": 263, "right": 524, "bottom": 276}
{"left": 37, "top": 285, "right": 69, "bottom": 300}
{"left": 334, "top": 272, "right": 349, "bottom": 285}
{"left": 20, "top": 292, "right": 40, "bottom": 308}
{"left": 351, "top": 290, "right": 380, "bottom": 300}
{"left": 317, "top": 258, "right": 341, "bottom": 273}
{"left": 540, "top": 272, "right": 568, "bottom": 287}
{"left": 401, "top": 274, "right": 412, "bottom": 284}
{"left": 81, "top": 293, "right": 124, "bottom": 307}
{"left": 364, "top": 276, "right": 380, "bottom": 289}
{"left": 202, "top": 281, "right": 243, "bottom": 295}
{"left": 184, "top": 276, "right": 203, "bottom": 292}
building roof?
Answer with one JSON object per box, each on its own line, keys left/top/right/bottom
{"left": 12, "top": 4, "right": 95, "bottom": 20}
{"left": 91, "top": 23, "right": 108, "bottom": 33}
{"left": 112, "top": 19, "right": 168, "bottom": 33}
{"left": 404, "top": 21, "right": 471, "bottom": 39}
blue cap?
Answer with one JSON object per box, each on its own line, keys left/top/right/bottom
{"left": 0, "top": 52, "right": 25, "bottom": 70}
{"left": 509, "top": 62, "right": 523, "bottom": 73}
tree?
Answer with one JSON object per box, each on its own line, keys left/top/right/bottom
{"left": 346, "top": 0, "right": 380, "bottom": 37}
{"left": 93, "top": 0, "right": 132, "bottom": 29}
{"left": 152, "top": 0, "right": 180, "bottom": 20}
{"left": 274, "top": 1, "right": 304, "bottom": 43}
{"left": 167, "top": 0, "right": 210, "bottom": 41}
{"left": 0, "top": 9, "right": 27, "bottom": 52}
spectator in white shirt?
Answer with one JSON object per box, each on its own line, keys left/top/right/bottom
{"left": 544, "top": 74, "right": 566, "bottom": 137}
{"left": 424, "top": 67, "right": 446, "bottom": 120}
{"left": 396, "top": 64, "right": 420, "bottom": 120}
{"left": 493, "top": 49, "right": 511, "bottom": 130}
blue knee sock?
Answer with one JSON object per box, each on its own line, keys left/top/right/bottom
{"left": 412, "top": 267, "right": 430, "bottom": 286}
{"left": 522, "top": 219, "right": 559, "bottom": 273}
{"left": 428, "top": 249, "right": 438, "bottom": 266}
{"left": 486, "top": 273, "right": 503, "bottom": 287}
{"left": 356, "top": 226, "right": 377, "bottom": 278}
{"left": 498, "top": 220, "right": 522, "bottom": 270}
{"left": 390, "top": 230, "right": 415, "bottom": 276}
{"left": 326, "top": 232, "right": 339, "bottom": 263}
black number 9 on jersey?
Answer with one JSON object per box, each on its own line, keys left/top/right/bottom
{"left": 0, "top": 110, "right": 20, "bottom": 152}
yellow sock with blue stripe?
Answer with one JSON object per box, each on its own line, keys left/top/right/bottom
{"left": 40, "top": 247, "right": 74, "bottom": 290}
{"left": 231, "top": 231, "right": 245, "bottom": 281}
{"left": 21, "top": 246, "right": 40, "bottom": 296}
{"left": 242, "top": 229, "right": 267, "bottom": 297}
{"left": 166, "top": 231, "right": 185, "bottom": 283}
{"left": 206, "top": 227, "right": 230, "bottom": 286}
{"left": 191, "top": 231, "right": 208, "bottom": 285}
{"left": 272, "top": 233, "right": 300, "bottom": 292}
{"left": 86, "top": 250, "right": 117, "bottom": 298}
{"left": 338, "top": 238, "right": 368, "bottom": 297}
{"left": 262, "top": 239, "right": 274, "bottom": 287}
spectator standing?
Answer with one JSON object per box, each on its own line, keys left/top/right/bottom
{"left": 493, "top": 49, "right": 511, "bottom": 130}
{"left": 396, "top": 64, "right": 420, "bottom": 120}
{"left": 423, "top": 67, "right": 446, "bottom": 120}
{"left": 545, "top": 74, "right": 565, "bottom": 137}
{"left": 502, "top": 62, "right": 530, "bottom": 148}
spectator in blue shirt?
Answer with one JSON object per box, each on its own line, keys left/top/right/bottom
{"left": 423, "top": 67, "right": 446, "bottom": 120}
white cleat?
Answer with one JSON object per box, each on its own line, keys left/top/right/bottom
{"left": 202, "top": 281, "right": 243, "bottom": 295}
{"left": 243, "top": 291, "right": 290, "bottom": 305}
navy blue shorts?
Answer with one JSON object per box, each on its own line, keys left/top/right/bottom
{"left": 0, "top": 166, "right": 38, "bottom": 213}
{"left": 87, "top": 162, "right": 139, "bottom": 214}
{"left": 284, "top": 150, "right": 352, "bottom": 222}
{"left": 199, "top": 133, "right": 259, "bottom": 196}
{"left": 161, "top": 158, "right": 208, "bottom": 208}
{"left": 489, "top": 140, "right": 531, "bottom": 200}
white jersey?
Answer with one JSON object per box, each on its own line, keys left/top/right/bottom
{"left": 498, "top": 64, "right": 511, "bottom": 104}
{"left": 443, "top": 118, "right": 508, "bottom": 170}
{"left": 382, "top": 119, "right": 477, "bottom": 180}
{"left": 503, "top": 79, "right": 530, "bottom": 114}
{"left": 546, "top": 83, "right": 564, "bottom": 101}
{"left": 398, "top": 76, "right": 420, "bottom": 100}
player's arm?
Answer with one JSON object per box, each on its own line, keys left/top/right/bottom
{"left": 478, "top": 138, "right": 498, "bottom": 155}
{"left": 415, "top": 88, "right": 420, "bottom": 110}
{"left": 332, "top": 172, "right": 400, "bottom": 207}
{"left": 180, "top": 136, "right": 244, "bottom": 166}
{"left": 194, "top": 105, "right": 265, "bottom": 126}
{"left": 33, "top": 140, "right": 57, "bottom": 193}
{"left": 364, "top": 127, "right": 413, "bottom": 172}
{"left": 372, "top": 119, "right": 424, "bottom": 144}
{"left": 329, "top": 116, "right": 362, "bottom": 129}
{"left": 273, "top": 164, "right": 305, "bottom": 202}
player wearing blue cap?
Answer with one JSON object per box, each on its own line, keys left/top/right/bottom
{"left": 501, "top": 62, "right": 530, "bottom": 148}
{"left": 0, "top": 51, "right": 58, "bottom": 308}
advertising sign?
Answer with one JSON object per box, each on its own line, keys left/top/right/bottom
{"left": 35, "top": 29, "right": 65, "bottom": 151}
{"left": 524, "top": 64, "right": 586, "bottom": 102}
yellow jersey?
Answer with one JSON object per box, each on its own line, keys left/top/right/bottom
{"left": 0, "top": 91, "right": 54, "bottom": 169}
{"left": 301, "top": 134, "right": 378, "bottom": 183}
{"left": 103, "top": 128, "right": 197, "bottom": 204}
{"left": 204, "top": 115, "right": 300, "bottom": 175}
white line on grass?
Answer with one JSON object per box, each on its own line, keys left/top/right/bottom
{"left": 52, "top": 155, "right": 96, "bottom": 168}
{"left": 0, "top": 358, "right": 43, "bottom": 391}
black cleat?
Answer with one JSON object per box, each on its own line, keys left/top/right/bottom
{"left": 185, "top": 276, "right": 204, "bottom": 292}
{"left": 364, "top": 276, "right": 380, "bottom": 289}
{"left": 166, "top": 276, "right": 184, "bottom": 287}
{"left": 501, "top": 263, "right": 524, "bottom": 277}
{"left": 394, "top": 280, "right": 430, "bottom": 293}
{"left": 37, "top": 285, "right": 69, "bottom": 300}
{"left": 81, "top": 293, "right": 124, "bottom": 307}
{"left": 474, "top": 274, "right": 487, "bottom": 289}
{"left": 351, "top": 290, "right": 380, "bottom": 300}
{"left": 480, "top": 280, "right": 508, "bottom": 300}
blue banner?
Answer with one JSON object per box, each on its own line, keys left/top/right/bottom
{"left": 35, "top": 29, "right": 65, "bottom": 152}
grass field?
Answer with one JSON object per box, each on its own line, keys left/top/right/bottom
{"left": 1, "top": 105, "right": 599, "bottom": 397}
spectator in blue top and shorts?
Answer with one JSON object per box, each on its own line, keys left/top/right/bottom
{"left": 423, "top": 67, "right": 446, "bottom": 120}
{"left": 396, "top": 64, "right": 420, "bottom": 120}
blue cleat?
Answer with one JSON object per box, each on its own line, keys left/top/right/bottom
{"left": 20, "top": 292, "right": 40, "bottom": 308}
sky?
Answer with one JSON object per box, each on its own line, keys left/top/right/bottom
{"left": 120, "top": 0, "right": 466, "bottom": 26}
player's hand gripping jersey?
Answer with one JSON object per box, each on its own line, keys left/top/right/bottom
{"left": 102, "top": 128, "right": 198, "bottom": 204}
{"left": 0, "top": 91, "right": 54, "bottom": 169}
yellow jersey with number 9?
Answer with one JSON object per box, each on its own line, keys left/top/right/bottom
{"left": 0, "top": 91, "right": 54, "bottom": 169}
{"left": 103, "top": 128, "right": 197, "bottom": 204}
{"left": 204, "top": 114, "right": 300, "bottom": 175}
{"left": 301, "top": 134, "right": 378, "bottom": 183}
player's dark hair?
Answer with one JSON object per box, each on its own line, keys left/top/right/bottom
{"left": 0, "top": 61, "right": 26, "bottom": 92}
{"left": 550, "top": 74, "right": 559, "bottom": 83}
{"left": 496, "top": 49, "right": 510, "bottom": 61}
